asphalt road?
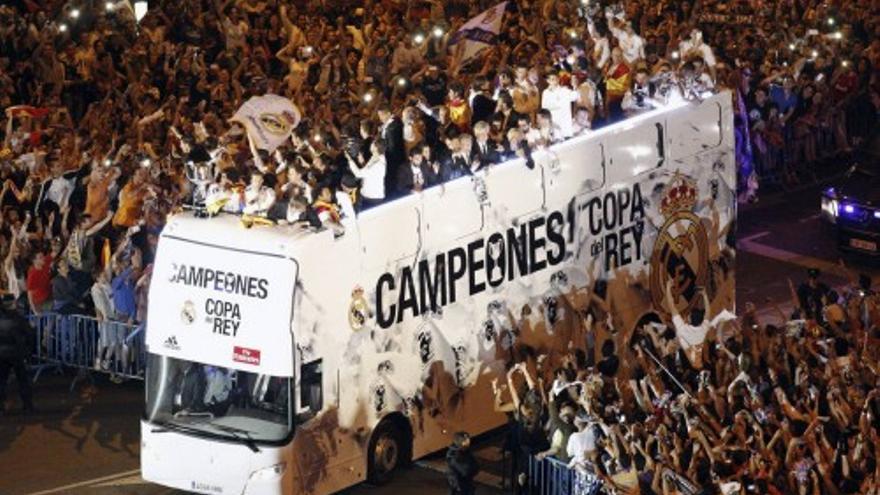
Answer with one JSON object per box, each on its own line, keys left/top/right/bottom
{"left": 2, "top": 181, "right": 878, "bottom": 495}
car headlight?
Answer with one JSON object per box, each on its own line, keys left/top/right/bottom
{"left": 250, "top": 462, "right": 286, "bottom": 482}
{"left": 821, "top": 197, "right": 838, "bottom": 218}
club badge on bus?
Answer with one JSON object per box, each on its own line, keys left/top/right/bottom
{"left": 649, "top": 173, "right": 709, "bottom": 316}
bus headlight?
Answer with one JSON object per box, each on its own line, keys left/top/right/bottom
{"left": 250, "top": 462, "right": 286, "bottom": 481}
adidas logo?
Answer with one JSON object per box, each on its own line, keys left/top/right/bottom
{"left": 163, "top": 336, "right": 180, "bottom": 350}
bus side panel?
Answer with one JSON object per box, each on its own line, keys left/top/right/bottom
{"left": 285, "top": 93, "right": 737, "bottom": 494}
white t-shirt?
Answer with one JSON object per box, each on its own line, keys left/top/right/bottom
{"left": 541, "top": 86, "right": 579, "bottom": 138}
{"left": 679, "top": 39, "right": 717, "bottom": 67}
{"left": 672, "top": 314, "right": 710, "bottom": 350}
{"left": 610, "top": 26, "right": 645, "bottom": 64}
{"left": 45, "top": 175, "right": 74, "bottom": 208}
{"left": 243, "top": 184, "right": 276, "bottom": 215}
{"left": 349, "top": 155, "right": 386, "bottom": 200}
{"left": 566, "top": 427, "right": 597, "bottom": 465}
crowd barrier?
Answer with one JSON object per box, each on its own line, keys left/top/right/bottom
{"left": 27, "top": 313, "right": 145, "bottom": 389}
{"left": 527, "top": 456, "right": 607, "bottom": 495}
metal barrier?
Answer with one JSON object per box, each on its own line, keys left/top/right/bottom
{"left": 527, "top": 456, "right": 606, "bottom": 495}
{"left": 27, "top": 313, "right": 145, "bottom": 389}
{"left": 529, "top": 456, "right": 574, "bottom": 495}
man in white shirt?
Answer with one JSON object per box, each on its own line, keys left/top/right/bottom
{"left": 665, "top": 279, "right": 730, "bottom": 369}
{"left": 609, "top": 20, "right": 645, "bottom": 65}
{"left": 566, "top": 413, "right": 598, "bottom": 468}
{"left": 43, "top": 163, "right": 75, "bottom": 212}
{"left": 347, "top": 140, "right": 387, "bottom": 209}
{"left": 679, "top": 30, "right": 717, "bottom": 80}
{"left": 242, "top": 170, "right": 276, "bottom": 216}
{"left": 541, "top": 73, "right": 579, "bottom": 139}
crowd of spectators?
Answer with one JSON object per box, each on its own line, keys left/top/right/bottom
{"left": 494, "top": 265, "right": 880, "bottom": 495}
{"left": 0, "top": 0, "right": 876, "bottom": 377}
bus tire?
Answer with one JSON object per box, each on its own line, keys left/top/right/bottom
{"left": 367, "top": 420, "right": 406, "bottom": 485}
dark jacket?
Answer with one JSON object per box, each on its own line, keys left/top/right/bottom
{"left": 446, "top": 444, "right": 479, "bottom": 495}
{"left": 0, "top": 307, "right": 33, "bottom": 360}
{"left": 395, "top": 163, "right": 432, "bottom": 195}
{"left": 470, "top": 139, "right": 502, "bottom": 169}
{"left": 381, "top": 118, "right": 406, "bottom": 180}
{"left": 470, "top": 93, "right": 497, "bottom": 126}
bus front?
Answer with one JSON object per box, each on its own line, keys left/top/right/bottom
{"left": 141, "top": 226, "right": 299, "bottom": 495}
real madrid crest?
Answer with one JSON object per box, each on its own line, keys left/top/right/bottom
{"left": 181, "top": 300, "right": 196, "bottom": 325}
{"left": 649, "top": 174, "right": 709, "bottom": 316}
{"left": 348, "top": 286, "right": 371, "bottom": 331}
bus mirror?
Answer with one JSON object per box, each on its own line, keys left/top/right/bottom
{"left": 308, "top": 385, "right": 322, "bottom": 414}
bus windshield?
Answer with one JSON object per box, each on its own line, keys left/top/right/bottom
{"left": 145, "top": 354, "right": 292, "bottom": 444}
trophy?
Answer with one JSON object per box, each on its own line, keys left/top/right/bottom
{"left": 184, "top": 152, "right": 218, "bottom": 218}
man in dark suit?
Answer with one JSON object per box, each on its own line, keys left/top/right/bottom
{"left": 470, "top": 121, "right": 501, "bottom": 171}
{"left": 491, "top": 92, "right": 525, "bottom": 132}
{"left": 470, "top": 77, "right": 497, "bottom": 127}
{"left": 377, "top": 105, "right": 405, "bottom": 196}
{"left": 396, "top": 148, "right": 433, "bottom": 195}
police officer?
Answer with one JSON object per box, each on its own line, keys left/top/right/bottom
{"left": 446, "top": 432, "right": 479, "bottom": 495}
{"left": 0, "top": 294, "right": 35, "bottom": 414}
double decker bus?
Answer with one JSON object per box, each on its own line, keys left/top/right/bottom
{"left": 141, "top": 92, "right": 736, "bottom": 495}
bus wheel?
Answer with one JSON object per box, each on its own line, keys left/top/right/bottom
{"left": 367, "top": 422, "right": 403, "bottom": 485}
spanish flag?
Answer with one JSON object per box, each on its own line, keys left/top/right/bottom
{"left": 605, "top": 62, "right": 631, "bottom": 101}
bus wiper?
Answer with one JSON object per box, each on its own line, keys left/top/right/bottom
{"left": 151, "top": 422, "right": 209, "bottom": 436}
{"left": 210, "top": 424, "right": 261, "bottom": 453}
{"left": 173, "top": 410, "right": 215, "bottom": 419}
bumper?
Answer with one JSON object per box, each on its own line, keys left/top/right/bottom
{"left": 140, "top": 421, "right": 292, "bottom": 495}
{"left": 837, "top": 226, "right": 880, "bottom": 256}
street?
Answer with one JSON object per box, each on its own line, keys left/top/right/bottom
{"left": 2, "top": 183, "right": 877, "bottom": 495}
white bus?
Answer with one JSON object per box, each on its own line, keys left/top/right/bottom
{"left": 142, "top": 92, "right": 737, "bottom": 495}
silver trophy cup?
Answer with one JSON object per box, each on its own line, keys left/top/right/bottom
{"left": 184, "top": 160, "right": 218, "bottom": 217}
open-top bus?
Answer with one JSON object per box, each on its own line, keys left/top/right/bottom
{"left": 142, "top": 92, "right": 736, "bottom": 495}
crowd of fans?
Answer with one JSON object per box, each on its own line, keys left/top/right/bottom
{"left": 494, "top": 265, "right": 880, "bottom": 495}
{"left": 0, "top": 0, "right": 878, "bottom": 317}
{"left": 0, "top": 0, "right": 876, "bottom": 488}
{"left": 0, "top": 0, "right": 876, "bottom": 424}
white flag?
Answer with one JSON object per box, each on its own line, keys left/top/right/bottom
{"left": 230, "top": 95, "right": 301, "bottom": 153}
{"left": 449, "top": 2, "right": 508, "bottom": 65}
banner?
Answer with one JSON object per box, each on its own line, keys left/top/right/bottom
{"left": 4, "top": 105, "right": 51, "bottom": 118}
{"left": 449, "top": 1, "right": 508, "bottom": 65}
{"left": 229, "top": 95, "right": 301, "bottom": 153}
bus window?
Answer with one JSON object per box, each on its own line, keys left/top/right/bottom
{"left": 667, "top": 100, "right": 723, "bottom": 160}
{"left": 483, "top": 162, "right": 544, "bottom": 218}
{"left": 422, "top": 177, "right": 484, "bottom": 245}
{"left": 299, "top": 359, "right": 323, "bottom": 418}
{"left": 606, "top": 120, "right": 665, "bottom": 184}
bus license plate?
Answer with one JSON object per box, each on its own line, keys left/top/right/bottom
{"left": 850, "top": 238, "right": 877, "bottom": 251}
